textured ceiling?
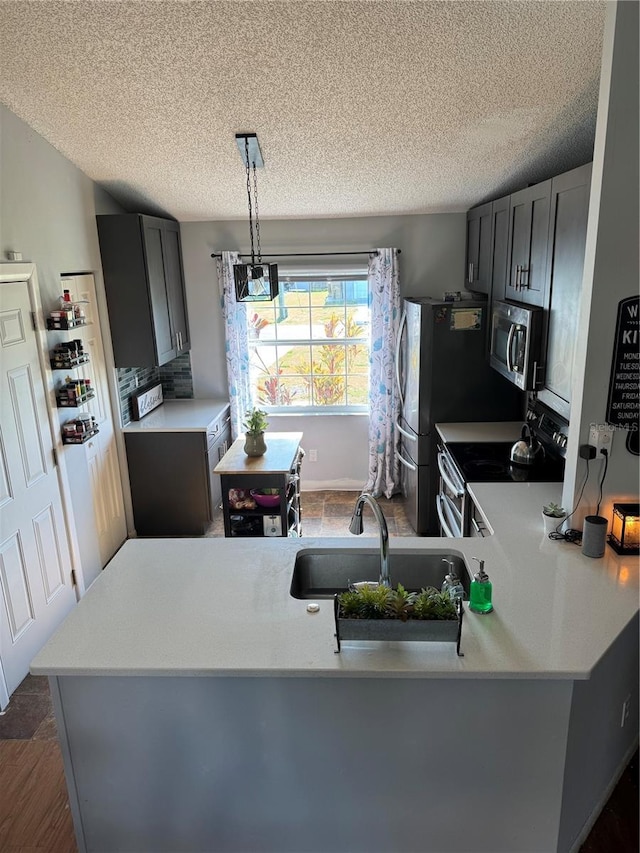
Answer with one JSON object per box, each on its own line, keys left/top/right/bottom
{"left": 0, "top": 1, "right": 606, "bottom": 221}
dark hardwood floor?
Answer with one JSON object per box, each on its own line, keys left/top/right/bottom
{"left": 1, "top": 492, "right": 637, "bottom": 852}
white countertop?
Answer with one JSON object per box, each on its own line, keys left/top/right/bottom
{"left": 122, "top": 398, "right": 230, "bottom": 432}
{"left": 32, "top": 478, "right": 638, "bottom": 680}
{"left": 436, "top": 421, "right": 523, "bottom": 443}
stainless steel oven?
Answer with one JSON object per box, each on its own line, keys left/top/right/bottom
{"left": 437, "top": 398, "right": 568, "bottom": 538}
{"left": 489, "top": 300, "right": 544, "bottom": 391}
{"left": 436, "top": 444, "right": 467, "bottom": 537}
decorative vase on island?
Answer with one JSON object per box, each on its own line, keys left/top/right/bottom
{"left": 244, "top": 431, "right": 267, "bottom": 457}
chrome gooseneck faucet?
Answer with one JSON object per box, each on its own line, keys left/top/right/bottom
{"left": 348, "top": 492, "right": 391, "bottom": 588}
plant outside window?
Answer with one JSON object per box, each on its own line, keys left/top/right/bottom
{"left": 247, "top": 278, "right": 370, "bottom": 412}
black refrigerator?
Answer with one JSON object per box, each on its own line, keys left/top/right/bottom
{"left": 395, "top": 297, "right": 524, "bottom": 534}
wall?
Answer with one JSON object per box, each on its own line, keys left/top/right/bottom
{"left": 117, "top": 354, "right": 194, "bottom": 427}
{"left": 558, "top": 613, "right": 639, "bottom": 851}
{"left": 563, "top": 0, "right": 639, "bottom": 524}
{"left": 0, "top": 104, "right": 125, "bottom": 586}
{"left": 180, "top": 213, "right": 465, "bottom": 487}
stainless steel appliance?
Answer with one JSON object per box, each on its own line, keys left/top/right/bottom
{"left": 395, "top": 297, "right": 524, "bottom": 535}
{"left": 437, "top": 398, "right": 568, "bottom": 537}
{"left": 489, "top": 300, "right": 545, "bottom": 391}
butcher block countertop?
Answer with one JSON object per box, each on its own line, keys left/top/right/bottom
{"left": 214, "top": 432, "right": 303, "bottom": 475}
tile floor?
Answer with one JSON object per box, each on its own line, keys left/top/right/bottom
{"left": 208, "top": 489, "right": 415, "bottom": 538}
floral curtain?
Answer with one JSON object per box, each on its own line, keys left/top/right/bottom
{"left": 217, "top": 252, "right": 251, "bottom": 439}
{"left": 364, "top": 248, "right": 401, "bottom": 498}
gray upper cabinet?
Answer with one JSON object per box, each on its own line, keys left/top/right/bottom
{"left": 504, "top": 180, "right": 551, "bottom": 306}
{"left": 489, "top": 195, "right": 511, "bottom": 302}
{"left": 538, "top": 163, "right": 592, "bottom": 420}
{"left": 96, "top": 214, "right": 191, "bottom": 367}
{"left": 464, "top": 201, "right": 493, "bottom": 294}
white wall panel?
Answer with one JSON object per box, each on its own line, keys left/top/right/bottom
{"left": 0, "top": 533, "right": 34, "bottom": 640}
{"left": 8, "top": 365, "right": 46, "bottom": 486}
{"left": 33, "top": 504, "right": 64, "bottom": 602}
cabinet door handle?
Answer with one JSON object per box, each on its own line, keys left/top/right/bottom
{"left": 471, "top": 517, "right": 486, "bottom": 537}
{"left": 468, "top": 262, "right": 474, "bottom": 283}
{"left": 514, "top": 264, "right": 521, "bottom": 290}
{"left": 520, "top": 266, "right": 529, "bottom": 289}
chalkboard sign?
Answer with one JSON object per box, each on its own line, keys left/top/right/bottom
{"left": 606, "top": 296, "right": 639, "bottom": 430}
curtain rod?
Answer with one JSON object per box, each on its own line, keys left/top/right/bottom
{"left": 210, "top": 250, "right": 400, "bottom": 259}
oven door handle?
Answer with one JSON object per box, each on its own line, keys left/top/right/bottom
{"left": 436, "top": 494, "right": 455, "bottom": 538}
{"left": 437, "top": 451, "right": 465, "bottom": 498}
{"left": 395, "top": 308, "right": 407, "bottom": 412}
{"left": 436, "top": 494, "right": 461, "bottom": 538}
{"left": 395, "top": 418, "right": 417, "bottom": 443}
{"left": 395, "top": 447, "right": 417, "bottom": 472}
{"left": 442, "top": 492, "right": 463, "bottom": 530}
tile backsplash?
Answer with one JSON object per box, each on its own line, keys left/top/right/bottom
{"left": 117, "top": 353, "right": 194, "bottom": 426}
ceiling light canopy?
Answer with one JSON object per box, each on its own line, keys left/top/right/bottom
{"left": 233, "top": 133, "right": 279, "bottom": 303}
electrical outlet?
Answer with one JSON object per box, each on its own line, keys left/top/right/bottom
{"left": 588, "top": 423, "right": 614, "bottom": 455}
{"left": 309, "top": 449, "right": 318, "bottom": 463}
{"left": 621, "top": 694, "right": 631, "bottom": 728}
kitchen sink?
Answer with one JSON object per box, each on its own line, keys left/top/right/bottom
{"left": 290, "top": 548, "right": 470, "bottom": 599}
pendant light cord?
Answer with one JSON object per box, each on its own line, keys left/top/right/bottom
{"left": 253, "top": 161, "right": 262, "bottom": 264}
{"left": 244, "top": 136, "right": 256, "bottom": 265}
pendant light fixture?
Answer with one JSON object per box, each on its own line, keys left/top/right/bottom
{"left": 233, "top": 133, "right": 279, "bottom": 302}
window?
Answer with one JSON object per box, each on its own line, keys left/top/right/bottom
{"left": 247, "top": 275, "right": 370, "bottom": 412}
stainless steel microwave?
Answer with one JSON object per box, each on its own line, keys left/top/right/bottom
{"left": 489, "top": 300, "right": 544, "bottom": 390}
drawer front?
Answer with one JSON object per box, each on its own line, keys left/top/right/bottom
{"left": 207, "top": 412, "right": 231, "bottom": 452}
{"left": 207, "top": 421, "right": 232, "bottom": 515}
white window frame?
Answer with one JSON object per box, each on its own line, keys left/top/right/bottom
{"left": 248, "top": 271, "right": 370, "bottom": 414}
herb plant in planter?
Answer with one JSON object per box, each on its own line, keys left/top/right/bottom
{"left": 333, "top": 584, "right": 463, "bottom": 655}
{"left": 542, "top": 501, "right": 566, "bottom": 535}
{"left": 243, "top": 407, "right": 268, "bottom": 457}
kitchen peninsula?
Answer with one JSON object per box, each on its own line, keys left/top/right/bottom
{"left": 32, "top": 481, "right": 638, "bottom": 853}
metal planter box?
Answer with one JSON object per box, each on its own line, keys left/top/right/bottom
{"left": 333, "top": 597, "right": 464, "bottom": 655}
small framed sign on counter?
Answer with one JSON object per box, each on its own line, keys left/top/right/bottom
{"left": 131, "top": 382, "right": 163, "bottom": 420}
{"left": 606, "top": 296, "right": 639, "bottom": 430}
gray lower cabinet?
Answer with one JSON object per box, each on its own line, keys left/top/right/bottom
{"left": 207, "top": 418, "right": 232, "bottom": 516}
{"left": 538, "top": 163, "right": 592, "bottom": 419}
{"left": 125, "top": 417, "right": 231, "bottom": 536}
{"left": 468, "top": 494, "right": 489, "bottom": 538}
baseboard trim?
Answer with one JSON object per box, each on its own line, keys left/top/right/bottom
{"left": 568, "top": 737, "right": 639, "bottom": 853}
{"left": 301, "top": 480, "right": 366, "bottom": 491}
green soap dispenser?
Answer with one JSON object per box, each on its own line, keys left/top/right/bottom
{"left": 469, "top": 557, "right": 493, "bottom": 614}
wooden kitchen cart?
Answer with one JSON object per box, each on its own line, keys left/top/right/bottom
{"left": 215, "top": 432, "right": 303, "bottom": 538}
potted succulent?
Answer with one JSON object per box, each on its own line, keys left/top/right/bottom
{"left": 542, "top": 501, "right": 566, "bottom": 535}
{"left": 333, "top": 584, "right": 463, "bottom": 655}
{"left": 243, "top": 407, "right": 269, "bottom": 457}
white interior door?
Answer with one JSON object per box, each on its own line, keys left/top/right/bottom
{"left": 61, "top": 274, "right": 126, "bottom": 566}
{"left": 0, "top": 271, "right": 77, "bottom": 701}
